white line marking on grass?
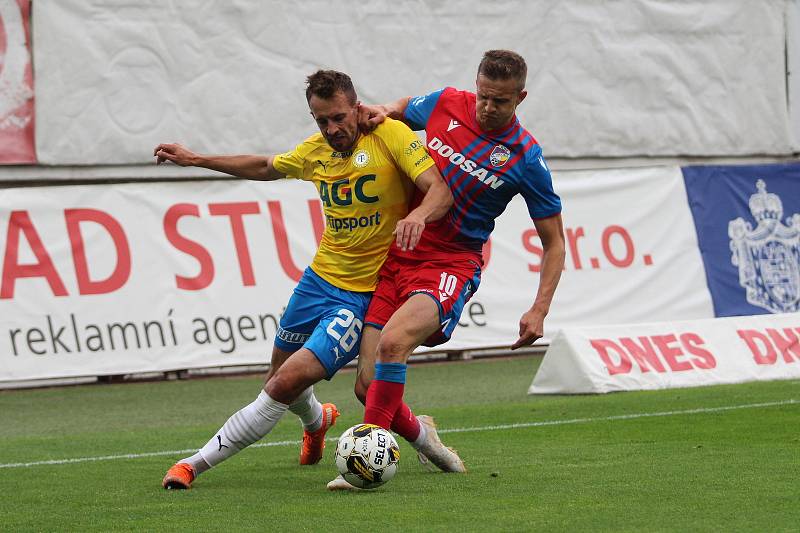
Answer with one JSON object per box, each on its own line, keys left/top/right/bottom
{"left": 1, "top": 399, "right": 796, "bottom": 469}
{"left": 0, "top": 439, "right": 300, "bottom": 469}
{"left": 439, "top": 399, "right": 800, "bottom": 434}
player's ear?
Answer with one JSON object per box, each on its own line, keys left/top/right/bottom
{"left": 517, "top": 90, "right": 528, "bottom": 104}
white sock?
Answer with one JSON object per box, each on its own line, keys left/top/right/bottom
{"left": 288, "top": 386, "right": 324, "bottom": 432}
{"left": 411, "top": 422, "right": 428, "bottom": 449}
{"left": 181, "top": 452, "right": 211, "bottom": 475}
{"left": 188, "top": 391, "right": 288, "bottom": 469}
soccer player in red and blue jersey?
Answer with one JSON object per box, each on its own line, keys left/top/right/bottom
{"left": 328, "top": 50, "right": 566, "bottom": 490}
{"left": 154, "top": 70, "right": 453, "bottom": 491}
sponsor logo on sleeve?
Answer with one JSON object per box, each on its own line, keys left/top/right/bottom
{"left": 414, "top": 154, "right": 431, "bottom": 167}
{"left": 404, "top": 140, "right": 424, "bottom": 156}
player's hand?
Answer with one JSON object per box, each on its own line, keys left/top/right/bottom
{"left": 393, "top": 213, "right": 426, "bottom": 251}
{"left": 153, "top": 143, "right": 198, "bottom": 166}
{"left": 358, "top": 104, "right": 387, "bottom": 134}
{"left": 511, "top": 309, "right": 545, "bottom": 350}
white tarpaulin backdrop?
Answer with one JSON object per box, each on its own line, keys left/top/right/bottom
{"left": 32, "top": 0, "right": 794, "bottom": 165}
{"left": 0, "top": 165, "right": 714, "bottom": 382}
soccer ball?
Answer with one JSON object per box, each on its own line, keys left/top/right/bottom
{"left": 334, "top": 423, "right": 400, "bottom": 489}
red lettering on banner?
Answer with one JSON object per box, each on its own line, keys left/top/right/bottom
{"left": 591, "top": 332, "right": 715, "bottom": 375}
{"left": 766, "top": 328, "right": 800, "bottom": 363}
{"left": 651, "top": 334, "right": 693, "bottom": 371}
{"left": 590, "top": 339, "right": 632, "bottom": 375}
{"left": 738, "top": 328, "right": 800, "bottom": 365}
{"left": 267, "top": 201, "right": 304, "bottom": 282}
{"left": 208, "top": 202, "right": 260, "bottom": 286}
{"left": 566, "top": 227, "right": 584, "bottom": 270}
{"left": 602, "top": 225, "right": 635, "bottom": 268}
{"left": 679, "top": 332, "right": 716, "bottom": 369}
{"left": 64, "top": 209, "right": 131, "bottom": 295}
{"left": 1, "top": 210, "right": 68, "bottom": 298}
{"left": 524, "top": 224, "right": 652, "bottom": 272}
{"left": 482, "top": 238, "right": 491, "bottom": 270}
{"left": 737, "top": 329, "right": 777, "bottom": 365}
{"left": 164, "top": 204, "right": 214, "bottom": 290}
{"left": 307, "top": 200, "right": 324, "bottom": 246}
{"left": 619, "top": 337, "right": 666, "bottom": 373}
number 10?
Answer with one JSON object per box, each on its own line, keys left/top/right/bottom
{"left": 439, "top": 272, "right": 457, "bottom": 296}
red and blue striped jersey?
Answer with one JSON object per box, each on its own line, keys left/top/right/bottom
{"left": 394, "top": 86, "right": 561, "bottom": 261}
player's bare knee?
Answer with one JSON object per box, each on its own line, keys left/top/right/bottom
{"left": 264, "top": 371, "right": 296, "bottom": 404}
{"left": 376, "top": 332, "right": 410, "bottom": 363}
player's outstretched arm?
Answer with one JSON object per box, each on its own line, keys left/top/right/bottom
{"left": 393, "top": 166, "right": 453, "bottom": 251}
{"left": 512, "top": 213, "right": 566, "bottom": 350}
{"left": 359, "top": 97, "right": 412, "bottom": 131}
{"left": 153, "top": 143, "right": 285, "bottom": 181}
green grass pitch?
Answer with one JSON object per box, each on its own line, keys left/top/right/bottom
{"left": 1, "top": 355, "right": 798, "bottom": 532}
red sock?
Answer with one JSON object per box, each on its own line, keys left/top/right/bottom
{"left": 390, "top": 402, "right": 421, "bottom": 442}
{"left": 364, "top": 379, "right": 404, "bottom": 430}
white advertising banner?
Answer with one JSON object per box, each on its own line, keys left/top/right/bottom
{"left": 0, "top": 165, "right": 713, "bottom": 382}
{"left": 32, "top": 0, "right": 791, "bottom": 165}
{"left": 0, "top": 179, "right": 320, "bottom": 381}
{"left": 379, "top": 164, "right": 715, "bottom": 350}
{"left": 529, "top": 313, "right": 800, "bottom": 394}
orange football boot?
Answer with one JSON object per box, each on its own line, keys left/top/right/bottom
{"left": 162, "top": 462, "right": 196, "bottom": 490}
{"left": 300, "top": 403, "right": 340, "bottom": 465}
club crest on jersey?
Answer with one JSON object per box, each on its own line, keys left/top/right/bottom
{"left": 489, "top": 145, "right": 511, "bottom": 167}
{"left": 728, "top": 179, "right": 800, "bottom": 313}
{"left": 353, "top": 149, "right": 370, "bottom": 168}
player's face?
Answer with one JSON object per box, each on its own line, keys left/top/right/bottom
{"left": 475, "top": 74, "right": 527, "bottom": 132}
{"left": 309, "top": 91, "right": 360, "bottom": 152}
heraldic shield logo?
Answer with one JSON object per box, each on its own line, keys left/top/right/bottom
{"left": 489, "top": 145, "right": 511, "bottom": 167}
{"left": 729, "top": 180, "right": 800, "bottom": 313}
{"left": 682, "top": 163, "right": 800, "bottom": 317}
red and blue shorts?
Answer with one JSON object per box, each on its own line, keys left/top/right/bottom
{"left": 365, "top": 254, "right": 482, "bottom": 347}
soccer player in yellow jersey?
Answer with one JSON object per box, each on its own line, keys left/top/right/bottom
{"left": 154, "top": 70, "right": 452, "bottom": 490}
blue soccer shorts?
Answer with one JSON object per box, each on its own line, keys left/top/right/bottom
{"left": 275, "top": 267, "right": 371, "bottom": 378}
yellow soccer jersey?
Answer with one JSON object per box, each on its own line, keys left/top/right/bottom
{"left": 273, "top": 118, "right": 434, "bottom": 292}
